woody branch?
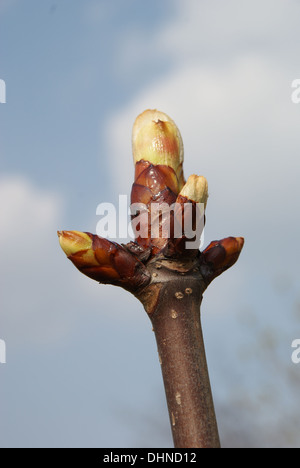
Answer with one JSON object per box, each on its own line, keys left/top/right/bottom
{"left": 58, "top": 109, "right": 244, "bottom": 448}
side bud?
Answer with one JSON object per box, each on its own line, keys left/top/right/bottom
{"left": 58, "top": 231, "right": 150, "bottom": 292}
{"left": 201, "top": 236, "right": 244, "bottom": 284}
{"left": 165, "top": 175, "right": 208, "bottom": 257}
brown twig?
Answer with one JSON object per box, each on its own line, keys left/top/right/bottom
{"left": 137, "top": 256, "right": 220, "bottom": 448}
{"left": 58, "top": 109, "right": 244, "bottom": 448}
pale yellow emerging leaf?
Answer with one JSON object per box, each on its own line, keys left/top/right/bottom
{"left": 179, "top": 175, "right": 208, "bottom": 208}
{"left": 132, "top": 109, "right": 184, "bottom": 181}
{"left": 58, "top": 230, "right": 92, "bottom": 256}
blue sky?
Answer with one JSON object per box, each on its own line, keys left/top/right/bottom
{"left": 1, "top": 0, "right": 300, "bottom": 448}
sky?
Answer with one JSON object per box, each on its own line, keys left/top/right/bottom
{"left": 1, "top": 0, "right": 300, "bottom": 448}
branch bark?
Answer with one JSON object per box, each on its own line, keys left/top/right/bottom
{"left": 136, "top": 257, "right": 220, "bottom": 448}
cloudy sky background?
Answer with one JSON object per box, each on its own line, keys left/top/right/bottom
{"left": 1, "top": 0, "right": 300, "bottom": 447}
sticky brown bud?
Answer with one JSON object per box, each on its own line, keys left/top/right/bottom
{"left": 58, "top": 231, "right": 150, "bottom": 291}
{"left": 201, "top": 236, "right": 244, "bottom": 284}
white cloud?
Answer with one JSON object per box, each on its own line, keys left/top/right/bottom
{"left": 0, "top": 177, "right": 77, "bottom": 346}
{"left": 0, "top": 177, "right": 59, "bottom": 245}
{"left": 0, "top": 178, "right": 60, "bottom": 340}
{"left": 0, "top": 176, "right": 146, "bottom": 349}
{"left": 158, "top": 0, "right": 300, "bottom": 61}
{"left": 104, "top": 0, "right": 300, "bottom": 285}
{"left": 116, "top": 0, "right": 300, "bottom": 72}
{"left": 105, "top": 55, "right": 299, "bottom": 232}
